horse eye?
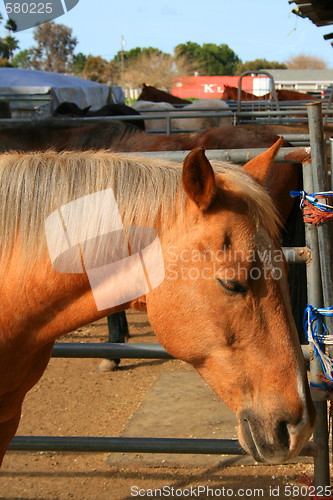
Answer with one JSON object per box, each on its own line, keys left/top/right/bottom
{"left": 216, "top": 278, "right": 247, "bottom": 295}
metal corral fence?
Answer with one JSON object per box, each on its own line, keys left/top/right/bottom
{"left": 81, "top": 105, "right": 332, "bottom": 133}
{"left": 7, "top": 102, "right": 333, "bottom": 490}
{"left": 0, "top": 102, "right": 332, "bottom": 137}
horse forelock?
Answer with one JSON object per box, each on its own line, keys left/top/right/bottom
{"left": 0, "top": 150, "right": 279, "bottom": 273}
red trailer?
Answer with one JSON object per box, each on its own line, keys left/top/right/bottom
{"left": 171, "top": 75, "right": 256, "bottom": 99}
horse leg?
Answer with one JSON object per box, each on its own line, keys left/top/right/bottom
{"left": 0, "top": 408, "right": 21, "bottom": 466}
{"left": 98, "top": 312, "right": 130, "bottom": 372}
{"left": 0, "top": 342, "right": 54, "bottom": 466}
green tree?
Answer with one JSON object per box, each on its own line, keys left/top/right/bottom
{"left": 235, "top": 58, "right": 287, "bottom": 74}
{"left": 201, "top": 43, "right": 240, "bottom": 75}
{"left": 175, "top": 42, "right": 239, "bottom": 75}
{"left": 0, "top": 57, "right": 12, "bottom": 67}
{"left": 1, "top": 35, "right": 19, "bottom": 59}
{"left": 72, "top": 52, "right": 87, "bottom": 75}
{"left": 83, "top": 55, "right": 115, "bottom": 84}
{"left": 31, "top": 21, "right": 77, "bottom": 73}
{"left": 113, "top": 46, "right": 164, "bottom": 66}
{"left": 174, "top": 41, "right": 201, "bottom": 67}
{"left": 11, "top": 49, "right": 34, "bottom": 69}
{"left": 4, "top": 18, "right": 17, "bottom": 32}
{"left": 0, "top": 13, "right": 19, "bottom": 62}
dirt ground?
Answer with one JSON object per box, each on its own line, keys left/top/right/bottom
{"left": 0, "top": 311, "right": 330, "bottom": 500}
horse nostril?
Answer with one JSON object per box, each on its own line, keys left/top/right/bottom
{"left": 276, "top": 420, "right": 290, "bottom": 449}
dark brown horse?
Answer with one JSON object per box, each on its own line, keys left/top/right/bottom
{"left": 53, "top": 102, "right": 146, "bottom": 130}
{"left": 0, "top": 119, "right": 298, "bottom": 221}
{"left": 0, "top": 118, "right": 284, "bottom": 150}
{"left": 137, "top": 83, "right": 191, "bottom": 105}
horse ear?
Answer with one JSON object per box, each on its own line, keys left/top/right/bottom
{"left": 130, "top": 295, "right": 147, "bottom": 312}
{"left": 243, "top": 137, "right": 284, "bottom": 185}
{"left": 182, "top": 147, "right": 216, "bottom": 211}
{"left": 82, "top": 106, "right": 91, "bottom": 116}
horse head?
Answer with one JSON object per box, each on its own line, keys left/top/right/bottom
{"left": 221, "top": 85, "right": 233, "bottom": 101}
{"left": 131, "top": 142, "right": 315, "bottom": 464}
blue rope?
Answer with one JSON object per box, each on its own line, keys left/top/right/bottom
{"left": 290, "top": 190, "right": 333, "bottom": 214}
{"left": 304, "top": 305, "right": 333, "bottom": 388}
{"left": 291, "top": 190, "right": 333, "bottom": 388}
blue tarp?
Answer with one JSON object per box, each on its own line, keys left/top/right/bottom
{"left": 0, "top": 68, "right": 113, "bottom": 109}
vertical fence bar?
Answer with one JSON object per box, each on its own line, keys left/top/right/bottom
{"left": 306, "top": 102, "right": 331, "bottom": 488}
{"left": 330, "top": 137, "right": 333, "bottom": 191}
{"left": 166, "top": 115, "right": 171, "bottom": 135}
{"left": 307, "top": 103, "right": 333, "bottom": 329}
{"left": 303, "top": 160, "right": 330, "bottom": 488}
{"left": 308, "top": 103, "right": 331, "bottom": 489}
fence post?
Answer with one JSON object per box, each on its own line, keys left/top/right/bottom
{"left": 306, "top": 101, "right": 332, "bottom": 488}
{"left": 330, "top": 137, "right": 333, "bottom": 191}
{"left": 303, "top": 158, "right": 330, "bottom": 489}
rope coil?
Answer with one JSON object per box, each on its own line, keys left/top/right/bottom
{"left": 290, "top": 190, "right": 333, "bottom": 225}
{"left": 304, "top": 305, "right": 333, "bottom": 388}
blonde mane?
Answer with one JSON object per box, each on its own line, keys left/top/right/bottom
{"left": 0, "top": 150, "right": 279, "bottom": 270}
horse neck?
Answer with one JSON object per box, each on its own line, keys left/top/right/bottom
{"left": 108, "top": 122, "right": 149, "bottom": 151}
{"left": 0, "top": 247, "right": 130, "bottom": 346}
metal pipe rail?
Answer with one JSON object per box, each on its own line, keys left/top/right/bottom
{"left": 126, "top": 107, "right": 234, "bottom": 113}
{"left": 0, "top": 112, "right": 233, "bottom": 136}
{"left": 0, "top": 108, "right": 329, "bottom": 135}
{"left": 228, "top": 101, "right": 333, "bottom": 110}
{"left": 51, "top": 341, "right": 312, "bottom": 361}
{"left": 0, "top": 112, "right": 234, "bottom": 125}
{"left": 236, "top": 109, "right": 333, "bottom": 118}
{"left": 125, "top": 147, "right": 310, "bottom": 164}
{"left": 52, "top": 342, "right": 172, "bottom": 359}
{"left": 9, "top": 436, "right": 244, "bottom": 454}
{"left": 9, "top": 435, "right": 316, "bottom": 456}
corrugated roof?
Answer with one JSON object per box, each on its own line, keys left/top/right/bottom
{"left": 267, "top": 69, "right": 333, "bottom": 82}
{"left": 289, "top": 0, "right": 333, "bottom": 46}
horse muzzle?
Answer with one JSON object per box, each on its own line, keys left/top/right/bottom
{"left": 238, "top": 409, "right": 314, "bottom": 464}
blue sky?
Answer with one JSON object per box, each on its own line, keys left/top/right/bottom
{"left": 3, "top": 0, "right": 333, "bottom": 67}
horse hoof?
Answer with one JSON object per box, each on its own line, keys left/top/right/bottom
{"left": 97, "top": 359, "right": 119, "bottom": 372}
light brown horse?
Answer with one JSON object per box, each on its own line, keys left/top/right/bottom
{"left": 0, "top": 143, "right": 315, "bottom": 466}
{"left": 221, "top": 85, "right": 270, "bottom": 101}
{"left": 276, "top": 89, "right": 318, "bottom": 101}
{"left": 221, "top": 85, "right": 318, "bottom": 102}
